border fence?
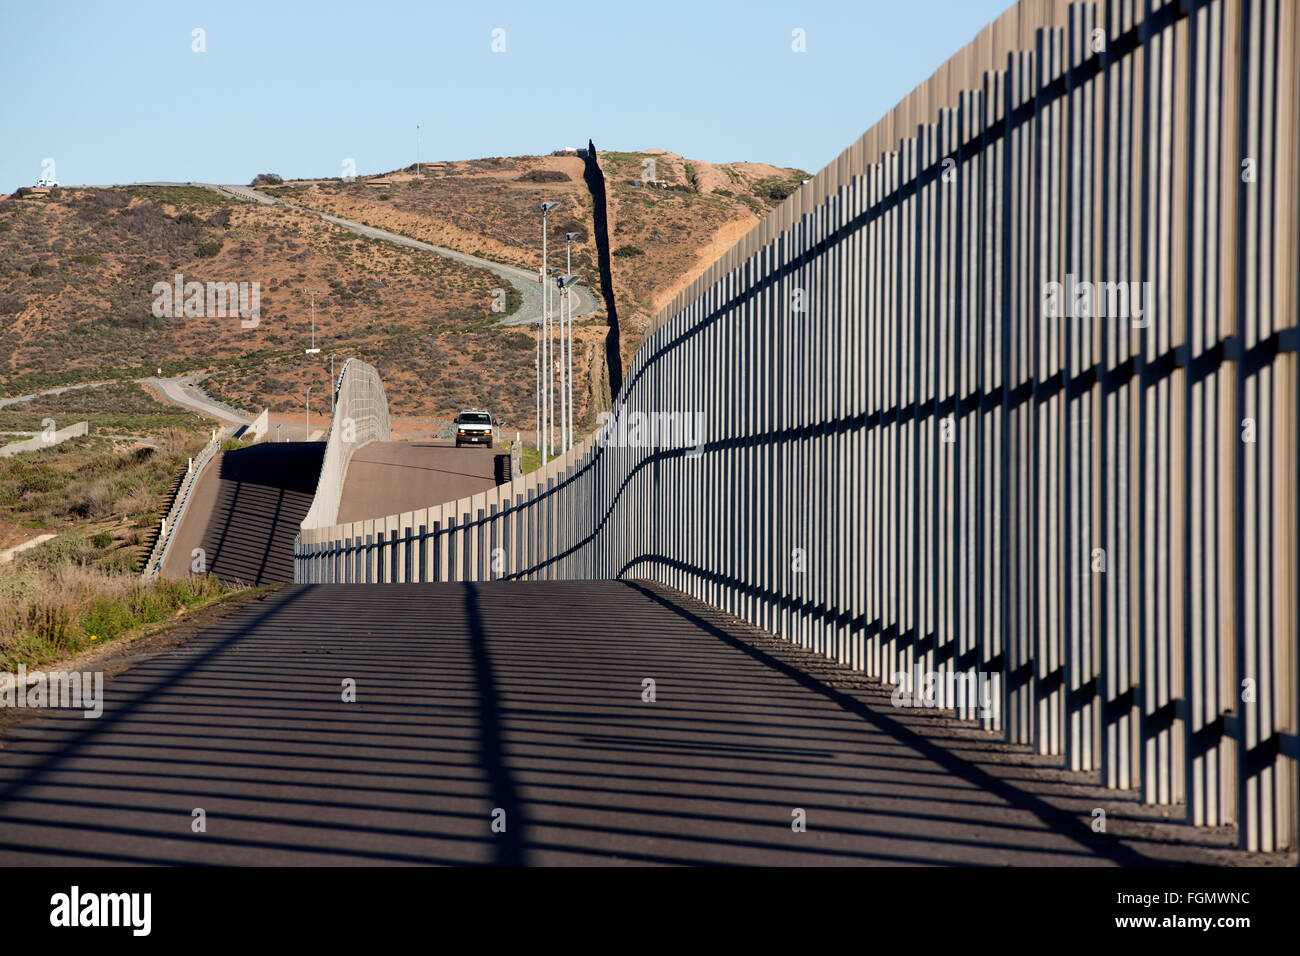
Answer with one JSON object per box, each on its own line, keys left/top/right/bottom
{"left": 297, "top": 0, "right": 1298, "bottom": 851}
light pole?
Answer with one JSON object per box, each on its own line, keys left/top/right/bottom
{"left": 557, "top": 273, "right": 566, "bottom": 454}
{"left": 534, "top": 319, "right": 541, "bottom": 456}
{"left": 548, "top": 266, "right": 560, "bottom": 455}
{"left": 557, "top": 273, "right": 581, "bottom": 454}
{"left": 539, "top": 202, "right": 558, "bottom": 461}
{"left": 304, "top": 289, "right": 321, "bottom": 354}
{"left": 564, "top": 232, "right": 579, "bottom": 452}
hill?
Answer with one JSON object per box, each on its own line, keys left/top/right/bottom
{"left": 263, "top": 149, "right": 807, "bottom": 375}
{"left": 0, "top": 148, "right": 807, "bottom": 432}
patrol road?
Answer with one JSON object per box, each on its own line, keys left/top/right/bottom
{"left": 335, "top": 441, "right": 504, "bottom": 525}
{"left": 0, "top": 581, "right": 1248, "bottom": 866}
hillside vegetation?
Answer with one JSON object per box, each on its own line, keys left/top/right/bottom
{"left": 264, "top": 148, "right": 807, "bottom": 383}
{"left": 1, "top": 148, "right": 806, "bottom": 432}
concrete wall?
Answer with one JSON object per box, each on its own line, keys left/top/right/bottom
{"left": 245, "top": 408, "right": 269, "bottom": 442}
{"left": 300, "top": 358, "right": 391, "bottom": 529}
{"left": 296, "top": 0, "right": 1299, "bottom": 851}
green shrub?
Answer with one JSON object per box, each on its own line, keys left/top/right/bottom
{"left": 517, "top": 169, "right": 569, "bottom": 183}
{"left": 613, "top": 244, "right": 644, "bottom": 258}
{"left": 81, "top": 593, "right": 134, "bottom": 641}
{"left": 90, "top": 531, "right": 113, "bottom": 549}
{"left": 195, "top": 239, "right": 223, "bottom": 258}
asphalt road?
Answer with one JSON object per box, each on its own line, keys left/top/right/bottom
{"left": 0, "top": 382, "right": 106, "bottom": 409}
{"left": 0, "top": 580, "right": 1243, "bottom": 866}
{"left": 335, "top": 440, "right": 503, "bottom": 524}
{"left": 142, "top": 375, "right": 251, "bottom": 429}
{"left": 62, "top": 180, "right": 599, "bottom": 327}
{"left": 0, "top": 377, "right": 250, "bottom": 434}
{"left": 214, "top": 184, "right": 598, "bottom": 328}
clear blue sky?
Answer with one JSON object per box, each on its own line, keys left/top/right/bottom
{"left": 0, "top": 0, "right": 1011, "bottom": 193}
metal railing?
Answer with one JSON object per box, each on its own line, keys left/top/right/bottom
{"left": 141, "top": 433, "right": 221, "bottom": 579}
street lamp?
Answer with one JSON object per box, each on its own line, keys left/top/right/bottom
{"left": 564, "top": 232, "right": 579, "bottom": 452}
{"left": 534, "top": 319, "right": 541, "bottom": 456}
{"left": 539, "top": 202, "right": 559, "bottom": 462}
{"left": 547, "top": 266, "right": 561, "bottom": 456}
{"left": 557, "top": 273, "right": 581, "bottom": 454}
{"left": 304, "top": 289, "right": 322, "bottom": 354}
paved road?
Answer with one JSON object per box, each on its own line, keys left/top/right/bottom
{"left": 142, "top": 375, "right": 251, "bottom": 429}
{"left": 62, "top": 180, "right": 599, "bottom": 328}
{"left": 160, "top": 443, "right": 324, "bottom": 585}
{"left": 0, "top": 382, "right": 109, "bottom": 409}
{"left": 213, "top": 184, "right": 598, "bottom": 328}
{"left": 0, "top": 580, "right": 1245, "bottom": 866}
{"left": 0, "top": 377, "right": 249, "bottom": 436}
{"left": 336, "top": 440, "right": 503, "bottom": 524}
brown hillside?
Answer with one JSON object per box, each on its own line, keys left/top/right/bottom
{"left": 267, "top": 149, "right": 807, "bottom": 374}
{"left": 0, "top": 148, "right": 806, "bottom": 435}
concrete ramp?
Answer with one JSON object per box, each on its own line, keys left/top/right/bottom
{"left": 336, "top": 440, "right": 504, "bottom": 524}
{"left": 162, "top": 442, "right": 325, "bottom": 585}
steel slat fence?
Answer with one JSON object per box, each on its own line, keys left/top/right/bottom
{"left": 296, "top": 0, "right": 1298, "bottom": 852}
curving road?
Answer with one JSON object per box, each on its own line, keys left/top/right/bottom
{"left": 141, "top": 374, "right": 251, "bottom": 429}
{"left": 68, "top": 180, "right": 600, "bottom": 328}
{"left": 212, "top": 184, "right": 599, "bottom": 328}
{"left": 1, "top": 376, "right": 248, "bottom": 436}
{"left": 0, "top": 382, "right": 108, "bottom": 409}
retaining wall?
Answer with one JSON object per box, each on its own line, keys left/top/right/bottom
{"left": 300, "top": 358, "right": 391, "bottom": 529}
